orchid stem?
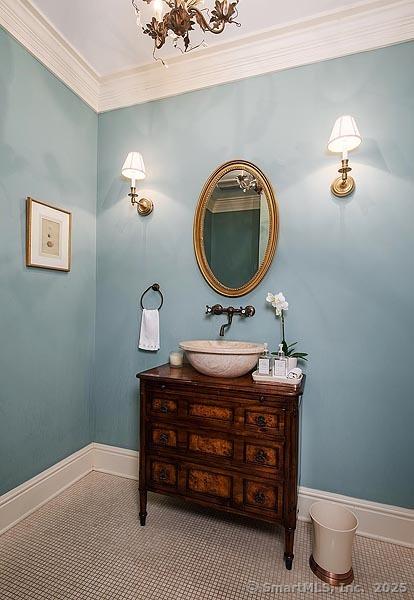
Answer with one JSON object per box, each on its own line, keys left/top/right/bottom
{"left": 280, "top": 310, "right": 286, "bottom": 346}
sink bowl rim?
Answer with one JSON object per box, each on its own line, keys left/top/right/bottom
{"left": 179, "top": 340, "right": 264, "bottom": 356}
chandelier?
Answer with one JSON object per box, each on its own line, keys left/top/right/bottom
{"left": 132, "top": 0, "right": 240, "bottom": 62}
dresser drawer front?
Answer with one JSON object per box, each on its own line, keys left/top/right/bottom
{"left": 243, "top": 479, "right": 282, "bottom": 516}
{"left": 149, "top": 459, "right": 178, "bottom": 487}
{"left": 150, "top": 396, "right": 178, "bottom": 417}
{"left": 189, "top": 401, "right": 233, "bottom": 423}
{"left": 151, "top": 426, "right": 178, "bottom": 449}
{"left": 244, "top": 408, "right": 285, "bottom": 435}
{"left": 187, "top": 467, "right": 232, "bottom": 499}
{"left": 245, "top": 442, "right": 283, "bottom": 471}
{"left": 188, "top": 433, "right": 234, "bottom": 459}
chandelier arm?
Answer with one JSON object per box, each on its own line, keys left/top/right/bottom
{"left": 189, "top": 8, "right": 227, "bottom": 34}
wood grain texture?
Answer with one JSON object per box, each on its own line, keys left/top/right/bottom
{"left": 138, "top": 364, "right": 305, "bottom": 570}
{"left": 189, "top": 433, "right": 233, "bottom": 458}
{"left": 188, "top": 468, "right": 231, "bottom": 498}
{"left": 189, "top": 403, "right": 232, "bottom": 421}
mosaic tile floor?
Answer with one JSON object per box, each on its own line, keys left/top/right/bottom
{"left": 0, "top": 472, "right": 412, "bottom": 599}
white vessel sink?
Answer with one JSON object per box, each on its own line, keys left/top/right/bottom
{"left": 179, "top": 340, "right": 264, "bottom": 378}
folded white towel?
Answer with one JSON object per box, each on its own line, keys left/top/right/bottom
{"left": 287, "top": 367, "right": 302, "bottom": 379}
{"left": 139, "top": 309, "right": 160, "bottom": 351}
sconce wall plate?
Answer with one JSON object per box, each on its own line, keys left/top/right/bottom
{"left": 331, "top": 176, "right": 355, "bottom": 197}
{"left": 129, "top": 187, "right": 154, "bottom": 216}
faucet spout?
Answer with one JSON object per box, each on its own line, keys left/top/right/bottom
{"left": 219, "top": 311, "right": 233, "bottom": 337}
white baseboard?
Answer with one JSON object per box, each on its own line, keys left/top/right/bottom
{"left": 298, "top": 486, "right": 413, "bottom": 548}
{"left": 93, "top": 443, "right": 139, "bottom": 480}
{"left": 1, "top": 443, "right": 413, "bottom": 548}
{"left": 0, "top": 444, "right": 94, "bottom": 535}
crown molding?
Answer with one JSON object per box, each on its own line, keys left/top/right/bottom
{"left": 99, "top": 0, "right": 414, "bottom": 112}
{"left": 0, "top": 0, "right": 413, "bottom": 114}
{"left": 0, "top": 0, "right": 100, "bottom": 111}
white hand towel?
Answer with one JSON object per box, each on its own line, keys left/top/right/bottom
{"left": 139, "top": 309, "right": 160, "bottom": 351}
{"left": 287, "top": 367, "right": 302, "bottom": 379}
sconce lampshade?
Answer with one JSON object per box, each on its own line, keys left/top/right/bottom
{"left": 122, "top": 152, "right": 146, "bottom": 181}
{"left": 327, "top": 116, "right": 361, "bottom": 154}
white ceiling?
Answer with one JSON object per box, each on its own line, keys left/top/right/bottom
{"left": 30, "top": 0, "right": 346, "bottom": 76}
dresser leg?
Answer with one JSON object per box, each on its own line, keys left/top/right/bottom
{"left": 139, "top": 489, "right": 147, "bottom": 526}
{"left": 284, "top": 527, "right": 295, "bottom": 570}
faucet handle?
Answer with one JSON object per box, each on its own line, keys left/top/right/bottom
{"left": 244, "top": 306, "right": 255, "bottom": 317}
{"left": 206, "top": 305, "right": 212, "bottom": 315}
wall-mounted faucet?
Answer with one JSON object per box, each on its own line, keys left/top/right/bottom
{"left": 206, "top": 304, "right": 256, "bottom": 337}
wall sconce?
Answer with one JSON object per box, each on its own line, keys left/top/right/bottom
{"left": 328, "top": 115, "right": 362, "bottom": 197}
{"left": 122, "top": 152, "right": 153, "bottom": 216}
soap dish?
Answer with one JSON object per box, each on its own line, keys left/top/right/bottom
{"left": 252, "top": 370, "right": 303, "bottom": 385}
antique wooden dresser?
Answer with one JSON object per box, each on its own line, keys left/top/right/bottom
{"left": 137, "top": 364, "right": 305, "bottom": 569}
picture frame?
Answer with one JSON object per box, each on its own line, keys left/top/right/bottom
{"left": 26, "top": 197, "right": 72, "bottom": 272}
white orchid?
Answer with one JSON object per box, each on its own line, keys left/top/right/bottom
{"left": 266, "top": 291, "right": 308, "bottom": 361}
{"left": 266, "top": 292, "right": 289, "bottom": 316}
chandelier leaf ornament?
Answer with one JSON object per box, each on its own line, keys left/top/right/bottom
{"left": 132, "top": 0, "right": 241, "bottom": 64}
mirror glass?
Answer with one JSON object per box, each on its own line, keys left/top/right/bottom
{"left": 194, "top": 161, "right": 278, "bottom": 297}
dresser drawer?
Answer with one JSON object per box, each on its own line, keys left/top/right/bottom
{"left": 148, "top": 458, "right": 178, "bottom": 488}
{"left": 150, "top": 395, "right": 178, "bottom": 417}
{"left": 148, "top": 419, "right": 284, "bottom": 473}
{"left": 150, "top": 459, "right": 283, "bottom": 519}
{"left": 241, "top": 478, "right": 283, "bottom": 518}
{"left": 244, "top": 441, "right": 284, "bottom": 472}
{"left": 150, "top": 425, "right": 178, "bottom": 449}
{"left": 187, "top": 466, "right": 232, "bottom": 501}
{"left": 243, "top": 406, "right": 285, "bottom": 436}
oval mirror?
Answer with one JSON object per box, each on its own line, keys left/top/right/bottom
{"left": 194, "top": 161, "right": 279, "bottom": 297}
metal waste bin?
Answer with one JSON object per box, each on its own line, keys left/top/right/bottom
{"left": 309, "top": 501, "right": 358, "bottom": 586}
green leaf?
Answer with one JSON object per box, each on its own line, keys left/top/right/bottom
{"left": 292, "top": 352, "right": 308, "bottom": 360}
{"left": 287, "top": 342, "right": 298, "bottom": 349}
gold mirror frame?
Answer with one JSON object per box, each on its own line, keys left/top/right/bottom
{"left": 194, "top": 160, "right": 279, "bottom": 298}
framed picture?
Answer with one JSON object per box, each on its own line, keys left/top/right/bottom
{"left": 26, "top": 197, "right": 72, "bottom": 272}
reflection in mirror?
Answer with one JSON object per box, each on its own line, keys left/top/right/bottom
{"left": 203, "top": 169, "right": 270, "bottom": 289}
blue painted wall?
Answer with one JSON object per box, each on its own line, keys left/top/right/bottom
{"left": 0, "top": 28, "right": 97, "bottom": 494}
{"left": 95, "top": 42, "right": 414, "bottom": 508}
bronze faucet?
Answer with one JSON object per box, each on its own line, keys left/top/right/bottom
{"left": 206, "top": 304, "right": 256, "bottom": 337}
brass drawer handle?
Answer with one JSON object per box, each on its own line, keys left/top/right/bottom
{"left": 256, "top": 415, "right": 266, "bottom": 427}
{"left": 255, "top": 449, "right": 266, "bottom": 464}
{"left": 159, "top": 433, "right": 169, "bottom": 444}
{"left": 254, "top": 491, "right": 266, "bottom": 505}
{"left": 159, "top": 468, "right": 168, "bottom": 481}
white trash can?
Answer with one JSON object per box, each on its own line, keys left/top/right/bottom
{"left": 309, "top": 501, "right": 358, "bottom": 586}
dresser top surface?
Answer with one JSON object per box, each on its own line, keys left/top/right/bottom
{"left": 137, "top": 364, "right": 305, "bottom": 397}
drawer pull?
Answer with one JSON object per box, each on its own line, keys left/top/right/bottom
{"left": 161, "top": 385, "right": 166, "bottom": 390}
{"left": 159, "top": 433, "right": 169, "bottom": 444}
{"left": 255, "top": 449, "right": 267, "bottom": 464}
{"left": 160, "top": 404, "right": 168, "bottom": 414}
{"left": 254, "top": 491, "right": 266, "bottom": 505}
{"left": 259, "top": 395, "right": 265, "bottom": 403}
{"left": 159, "top": 468, "right": 168, "bottom": 481}
{"left": 256, "top": 415, "right": 266, "bottom": 428}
